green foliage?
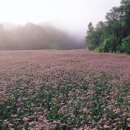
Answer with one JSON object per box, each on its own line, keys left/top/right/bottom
{"left": 86, "top": 22, "right": 105, "bottom": 50}
{"left": 85, "top": 0, "right": 130, "bottom": 54}
{"left": 0, "top": 73, "right": 129, "bottom": 129}
{"left": 86, "top": 31, "right": 100, "bottom": 50}
{"left": 121, "top": 35, "right": 130, "bottom": 53}
{"left": 99, "top": 37, "right": 115, "bottom": 52}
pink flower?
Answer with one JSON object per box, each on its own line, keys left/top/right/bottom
{"left": 17, "top": 108, "right": 21, "bottom": 113}
{"left": 128, "top": 113, "right": 130, "bottom": 117}
{"left": 43, "top": 119, "right": 48, "bottom": 124}
{"left": 58, "top": 107, "right": 65, "bottom": 115}
{"left": 9, "top": 128, "right": 14, "bottom": 130}
{"left": 53, "top": 120, "right": 61, "bottom": 124}
{"left": 23, "top": 117, "right": 29, "bottom": 122}
{"left": 104, "top": 125, "right": 110, "bottom": 129}
{"left": 37, "top": 116, "right": 43, "bottom": 122}
{"left": 82, "top": 108, "right": 91, "bottom": 114}
{"left": 128, "top": 124, "right": 130, "bottom": 128}
{"left": 3, "top": 120, "right": 9, "bottom": 125}
{"left": 44, "top": 124, "right": 50, "bottom": 130}
{"left": 73, "top": 128, "right": 78, "bottom": 130}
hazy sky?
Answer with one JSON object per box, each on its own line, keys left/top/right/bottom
{"left": 0, "top": 0, "right": 121, "bottom": 37}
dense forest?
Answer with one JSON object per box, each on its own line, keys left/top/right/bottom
{"left": 0, "top": 23, "right": 84, "bottom": 50}
{"left": 86, "top": 0, "right": 130, "bottom": 54}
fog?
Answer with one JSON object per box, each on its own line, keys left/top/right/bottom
{"left": 0, "top": 23, "right": 84, "bottom": 50}
{"left": 0, "top": 0, "right": 121, "bottom": 36}
{"left": 0, "top": 0, "right": 121, "bottom": 50}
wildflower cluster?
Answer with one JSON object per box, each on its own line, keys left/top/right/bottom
{"left": 0, "top": 50, "right": 130, "bottom": 129}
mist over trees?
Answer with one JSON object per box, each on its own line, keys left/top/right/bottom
{"left": 86, "top": 0, "right": 130, "bottom": 54}
{"left": 0, "top": 23, "right": 84, "bottom": 50}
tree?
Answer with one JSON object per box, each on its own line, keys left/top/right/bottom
{"left": 121, "top": 35, "right": 130, "bottom": 54}
{"left": 85, "top": 0, "right": 130, "bottom": 54}
{"left": 86, "top": 22, "right": 103, "bottom": 50}
{"left": 87, "top": 22, "right": 94, "bottom": 34}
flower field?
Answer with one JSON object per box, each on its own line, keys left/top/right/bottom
{"left": 0, "top": 50, "right": 130, "bottom": 130}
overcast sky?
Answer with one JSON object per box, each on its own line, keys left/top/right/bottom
{"left": 0, "top": 0, "right": 121, "bottom": 37}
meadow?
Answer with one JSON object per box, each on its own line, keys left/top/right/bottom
{"left": 0, "top": 50, "right": 130, "bottom": 130}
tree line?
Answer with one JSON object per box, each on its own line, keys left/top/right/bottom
{"left": 86, "top": 0, "right": 130, "bottom": 54}
{"left": 0, "top": 23, "right": 83, "bottom": 50}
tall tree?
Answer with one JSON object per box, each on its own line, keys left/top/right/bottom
{"left": 86, "top": 0, "right": 130, "bottom": 54}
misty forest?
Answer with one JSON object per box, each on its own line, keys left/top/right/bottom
{"left": 0, "top": 0, "right": 130, "bottom": 130}
{"left": 0, "top": 23, "right": 83, "bottom": 50}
